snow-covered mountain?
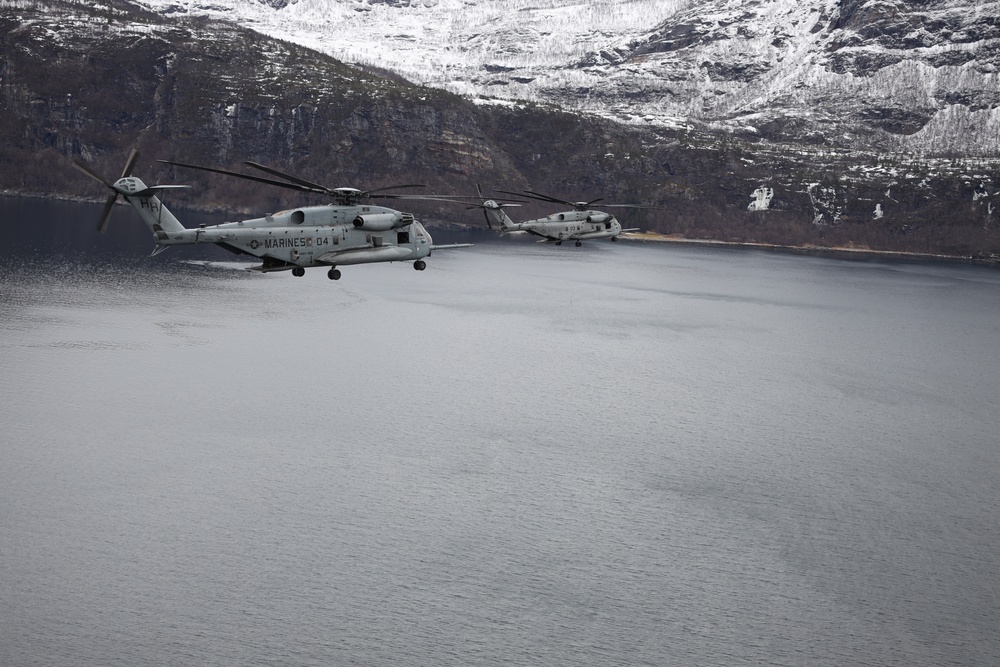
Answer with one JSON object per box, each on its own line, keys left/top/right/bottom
{"left": 137, "top": 0, "right": 1000, "bottom": 155}
{"left": 3, "top": 0, "right": 997, "bottom": 257}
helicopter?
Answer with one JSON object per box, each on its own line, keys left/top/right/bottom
{"left": 71, "top": 149, "right": 471, "bottom": 280}
{"left": 470, "top": 187, "right": 647, "bottom": 246}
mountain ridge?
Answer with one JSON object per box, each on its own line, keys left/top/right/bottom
{"left": 130, "top": 0, "right": 1000, "bottom": 156}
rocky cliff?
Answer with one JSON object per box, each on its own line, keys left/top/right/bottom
{"left": 127, "top": 0, "right": 1000, "bottom": 157}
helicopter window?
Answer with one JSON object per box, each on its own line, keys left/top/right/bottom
{"left": 291, "top": 210, "right": 305, "bottom": 224}
{"left": 558, "top": 214, "right": 565, "bottom": 221}
{"left": 397, "top": 230, "right": 410, "bottom": 244}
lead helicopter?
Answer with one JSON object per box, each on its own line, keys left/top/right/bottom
{"left": 72, "top": 149, "right": 471, "bottom": 280}
{"left": 470, "top": 186, "right": 648, "bottom": 246}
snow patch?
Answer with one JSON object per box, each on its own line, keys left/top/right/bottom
{"left": 747, "top": 186, "right": 773, "bottom": 211}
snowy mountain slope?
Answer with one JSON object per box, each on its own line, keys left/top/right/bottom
{"left": 610, "top": 0, "right": 1000, "bottom": 154}
{"left": 135, "top": 0, "right": 1000, "bottom": 155}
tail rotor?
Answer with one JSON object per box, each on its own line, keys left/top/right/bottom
{"left": 473, "top": 184, "right": 492, "bottom": 229}
{"left": 72, "top": 148, "right": 139, "bottom": 233}
{"left": 465, "top": 184, "right": 522, "bottom": 231}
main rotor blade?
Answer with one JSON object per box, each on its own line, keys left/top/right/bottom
{"left": 97, "top": 193, "right": 118, "bottom": 233}
{"left": 243, "top": 161, "right": 330, "bottom": 193}
{"left": 496, "top": 188, "right": 535, "bottom": 199}
{"left": 464, "top": 200, "right": 522, "bottom": 209}
{"left": 120, "top": 148, "right": 140, "bottom": 179}
{"left": 496, "top": 189, "right": 573, "bottom": 206}
{"left": 384, "top": 194, "right": 489, "bottom": 204}
{"left": 158, "top": 160, "right": 327, "bottom": 195}
{"left": 373, "top": 193, "right": 491, "bottom": 203}
{"left": 441, "top": 192, "right": 526, "bottom": 205}
{"left": 497, "top": 188, "right": 656, "bottom": 210}
{"left": 72, "top": 160, "right": 113, "bottom": 188}
{"left": 363, "top": 183, "right": 427, "bottom": 196}
{"left": 522, "top": 189, "right": 578, "bottom": 206}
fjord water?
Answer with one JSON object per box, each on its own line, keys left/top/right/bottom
{"left": 2, "top": 198, "right": 998, "bottom": 666}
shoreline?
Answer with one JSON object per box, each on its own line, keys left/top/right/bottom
{"left": 4, "top": 191, "right": 997, "bottom": 267}
{"left": 620, "top": 232, "right": 1000, "bottom": 267}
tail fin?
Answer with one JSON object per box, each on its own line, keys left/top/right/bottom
{"left": 117, "top": 179, "right": 188, "bottom": 235}
{"left": 482, "top": 200, "right": 518, "bottom": 232}
{"left": 470, "top": 184, "right": 519, "bottom": 233}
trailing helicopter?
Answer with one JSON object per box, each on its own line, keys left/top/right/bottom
{"left": 470, "top": 187, "right": 648, "bottom": 246}
{"left": 71, "top": 149, "right": 470, "bottom": 280}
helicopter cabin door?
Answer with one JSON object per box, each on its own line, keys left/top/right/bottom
{"left": 290, "top": 233, "right": 315, "bottom": 266}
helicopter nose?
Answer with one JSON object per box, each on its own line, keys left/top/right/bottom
{"left": 413, "top": 221, "right": 431, "bottom": 245}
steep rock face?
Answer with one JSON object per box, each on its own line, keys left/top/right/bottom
{"left": 126, "top": 0, "right": 1000, "bottom": 156}
{"left": 0, "top": 1, "right": 522, "bottom": 206}
{"left": 605, "top": 0, "right": 1000, "bottom": 153}
{"left": 1, "top": 0, "right": 998, "bottom": 257}
{"left": 820, "top": 0, "right": 1000, "bottom": 141}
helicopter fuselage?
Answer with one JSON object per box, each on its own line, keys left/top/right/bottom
{"left": 126, "top": 180, "right": 435, "bottom": 272}
{"left": 508, "top": 209, "right": 623, "bottom": 243}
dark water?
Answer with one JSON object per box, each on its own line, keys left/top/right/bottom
{"left": 2, "top": 197, "right": 999, "bottom": 666}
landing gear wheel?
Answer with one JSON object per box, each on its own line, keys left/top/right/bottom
{"left": 556, "top": 241, "right": 562, "bottom": 246}
{"left": 611, "top": 236, "right": 618, "bottom": 242}
{"left": 575, "top": 240, "right": 582, "bottom": 247}
{"left": 328, "top": 268, "right": 341, "bottom": 280}
{"left": 292, "top": 267, "right": 305, "bottom": 277}
{"left": 414, "top": 260, "right": 426, "bottom": 271}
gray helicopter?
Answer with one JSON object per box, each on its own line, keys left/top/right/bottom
{"left": 472, "top": 187, "right": 647, "bottom": 246}
{"left": 72, "top": 149, "right": 470, "bottom": 280}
